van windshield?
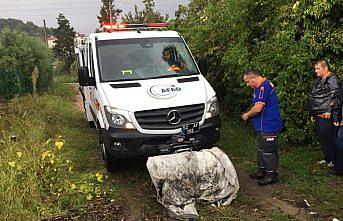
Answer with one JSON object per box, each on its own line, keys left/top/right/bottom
{"left": 96, "top": 37, "right": 199, "bottom": 82}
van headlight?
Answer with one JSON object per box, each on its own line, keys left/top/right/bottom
{"left": 104, "top": 106, "right": 135, "bottom": 129}
{"left": 205, "top": 96, "right": 219, "bottom": 119}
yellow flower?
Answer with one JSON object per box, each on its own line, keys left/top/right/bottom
{"left": 50, "top": 159, "right": 54, "bottom": 165}
{"left": 55, "top": 141, "right": 64, "bottom": 150}
{"left": 49, "top": 183, "right": 53, "bottom": 188}
{"left": 96, "top": 172, "right": 103, "bottom": 183}
{"left": 70, "top": 183, "right": 77, "bottom": 190}
{"left": 8, "top": 161, "right": 16, "bottom": 168}
{"left": 68, "top": 166, "right": 73, "bottom": 172}
{"left": 86, "top": 194, "right": 93, "bottom": 200}
{"left": 16, "top": 152, "right": 22, "bottom": 158}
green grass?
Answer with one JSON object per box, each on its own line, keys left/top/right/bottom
{"left": 54, "top": 74, "right": 78, "bottom": 83}
{"left": 0, "top": 81, "right": 119, "bottom": 220}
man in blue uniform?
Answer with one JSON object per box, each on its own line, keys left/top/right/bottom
{"left": 242, "top": 69, "right": 283, "bottom": 186}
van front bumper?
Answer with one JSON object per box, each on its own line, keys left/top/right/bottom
{"left": 100, "top": 115, "right": 221, "bottom": 159}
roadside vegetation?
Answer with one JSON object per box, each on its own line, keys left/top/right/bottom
{"left": 0, "top": 28, "right": 53, "bottom": 101}
{"left": 0, "top": 81, "right": 120, "bottom": 220}
{"left": 170, "top": 0, "right": 343, "bottom": 144}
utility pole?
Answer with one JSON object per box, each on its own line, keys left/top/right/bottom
{"left": 109, "top": 0, "right": 113, "bottom": 24}
{"left": 43, "top": 19, "right": 48, "bottom": 46}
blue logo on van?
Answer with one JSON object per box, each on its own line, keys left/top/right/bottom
{"left": 161, "top": 87, "right": 181, "bottom": 93}
{"left": 148, "top": 85, "right": 181, "bottom": 99}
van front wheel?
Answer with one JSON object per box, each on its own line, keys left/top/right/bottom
{"left": 100, "top": 142, "right": 120, "bottom": 173}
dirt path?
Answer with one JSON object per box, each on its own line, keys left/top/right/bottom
{"left": 68, "top": 83, "right": 312, "bottom": 220}
{"left": 236, "top": 169, "right": 310, "bottom": 220}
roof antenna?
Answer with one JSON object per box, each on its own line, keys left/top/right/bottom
{"left": 109, "top": 1, "right": 113, "bottom": 25}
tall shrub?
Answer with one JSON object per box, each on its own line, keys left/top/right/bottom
{"left": 0, "top": 28, "right": 53, "bottom": 100}
{"left": 171, "top": 0, "right": 343, "bottom": 144}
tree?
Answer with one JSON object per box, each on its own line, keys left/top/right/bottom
{"left": 53, "top": 13, "right": 75, "bottom": 74}
{"left": 97, "top": 0, "right": 122, "bottom": 25}
{"left": 0, "top": 28, "right": 53, "bottom": 100}
{"left": 0, "top": 18, "right": 55, "bottom": 38}
{"left": 122, "top": 0, "right": 168, "bottom": 23}
{"left": 122, "top": 5, "right": 145, "bottom": 23}
{"left": 170, "top": 0, "right": 343, "bottom": 144}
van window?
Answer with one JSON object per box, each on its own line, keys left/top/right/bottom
{"left": 81, "top": 50, "right": 85, "bottom": 66}
{"left": 96, "top": 37, "right": 199, "bottom": 82}
{"left": 89, "top": 43, "right": 94, "bottom": 77}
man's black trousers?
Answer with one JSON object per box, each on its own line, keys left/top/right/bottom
{"left": 256, "top": 132, "right": 279, "bottom": 174}
{"left": 315, "top": 117, "right": 337, "bottom": 163}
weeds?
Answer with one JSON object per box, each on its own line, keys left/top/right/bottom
{"left": 0, "top": 81, "right": 118, "bottom": 220}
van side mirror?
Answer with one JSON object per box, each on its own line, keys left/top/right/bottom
{"left": 78, "top": 66, "right": 95, "bottom": 86}
{"left": 198, "top": 60, "right": 208, "bottom": 76}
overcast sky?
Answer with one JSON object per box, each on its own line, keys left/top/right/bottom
{"left": 0, "top": 0, "right": 189, "bottom": 34}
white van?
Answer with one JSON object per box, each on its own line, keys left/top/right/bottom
{"left": 76, "top": 23, "right": 220, "bottom": 172}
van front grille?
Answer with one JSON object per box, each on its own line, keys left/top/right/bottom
{"left": 134, "top": 104, "right": 205, "bottom": 130}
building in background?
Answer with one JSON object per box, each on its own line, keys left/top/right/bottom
{"left": 47, "top": 36, "right": 57, "bottom": 48}
{"left": 74, "top": 32, "right": 86, "bottom": 49}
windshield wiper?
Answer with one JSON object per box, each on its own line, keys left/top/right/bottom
{"left": 149, "top": 74, "right": 182, "bottom": 80}
{"left": 102, "top": 73, "right": 199, "bottom": 83}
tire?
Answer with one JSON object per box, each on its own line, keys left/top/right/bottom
{"left": 100, "top": 142, "right": 120, "bottom": 173}
{"left": 88, "top": 121, "right": 96, "bottom": 128}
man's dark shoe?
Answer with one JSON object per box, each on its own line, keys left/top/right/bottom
{"left": 258, "top": 173, "right": 278, "bottom": 186}
{"left": 249, "top": 171, "right": 266, "bottom": 180}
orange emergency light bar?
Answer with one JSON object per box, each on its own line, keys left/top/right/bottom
{"left": 101, "top": 23, "right": 168, "bottom": 32}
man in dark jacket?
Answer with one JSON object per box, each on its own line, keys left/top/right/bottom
{"left": 309, "top": 59, "right": 342, "bottom": 169}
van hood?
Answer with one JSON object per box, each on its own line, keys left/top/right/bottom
{"left": 100, "top": 76, "right": 211, "bottom": 112}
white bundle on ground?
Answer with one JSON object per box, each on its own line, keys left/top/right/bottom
{"left": 146, "top": 147, "right": 239, "bottom": 220}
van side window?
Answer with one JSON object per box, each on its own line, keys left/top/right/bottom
{"left": 89, "top": 43, "right": 95, "bottom": 77}
{"left": 81, "top": 50, "right": 85, "bottom": 66}
{"left": 84, "top": 46, "right": 88, "bottom": 68}
{"left": 76, "top": 55, "right": 80, "bottom": 68}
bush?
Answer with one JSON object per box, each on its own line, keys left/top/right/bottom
{"left": 171, "top": 0, "right": 343, "bottom": 144}
{"left": 0, "top": 28, "right": 53, "bottom": 100}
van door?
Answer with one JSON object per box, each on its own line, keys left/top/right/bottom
{"left": 84, "top": 42, "right": 98, "bottom": 125}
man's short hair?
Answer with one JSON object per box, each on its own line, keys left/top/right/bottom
{"left": 244, "top": 68, "right": 261, "bottom": 77}
{"left": 315, "top": 59, "right": 331, "bottom": 71}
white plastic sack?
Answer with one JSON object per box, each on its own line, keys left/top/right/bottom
{"left": 146, "top": 147, "right": 239, "bottom": 220}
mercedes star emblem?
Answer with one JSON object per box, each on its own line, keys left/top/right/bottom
{"left": 167, "top": 110, "right": 181, "bottom": 125}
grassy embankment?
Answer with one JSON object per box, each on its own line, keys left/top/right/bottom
{"left": 0, "top": 80, "right": 119, "bottom": 220}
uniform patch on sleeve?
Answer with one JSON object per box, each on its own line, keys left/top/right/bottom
{"left": 259, "top": 86, "right": 265, "bottom": 99}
